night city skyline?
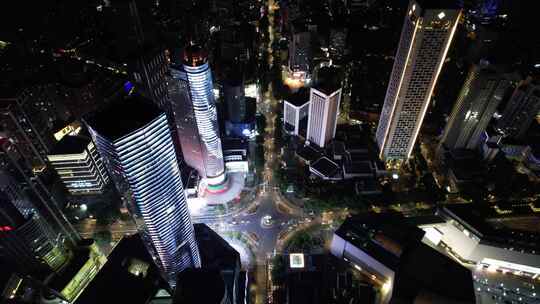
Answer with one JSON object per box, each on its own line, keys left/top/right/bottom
{"left": 1, "top": 0, "right": 539, "bottom": 303}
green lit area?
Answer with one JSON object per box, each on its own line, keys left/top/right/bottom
{"left": 60, "top": 244, "right": 107, "bottom": 302}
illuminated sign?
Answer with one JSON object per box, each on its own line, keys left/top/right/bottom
{"left": 124, "top": 81, "right": 134, "bottom": 94}
{"left": 289, "top": 253, "right": 305, "bottom": 268}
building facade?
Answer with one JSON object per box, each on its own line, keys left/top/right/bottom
{"left": 375, "top": 1, "right": 461, "bottom": 165}
{"left": 47, "top": 136, "right": 110, "bottom": 195}
{"left": 440, "top": 63, "right": 515, "bottom": 151}
{"left": 306, "top": 87, "right": 342, "bottom": 148}
{"left": 0, "top": 140, "right": 77, "bottom": 276}
{"left": 0, "top": 173, "right": 71, "bottom": 276}
{"left": 131, "top": 48, "right": 170, "bottom": 110}
{"left": 496, "top": 80, "right": 540, "bottom": 140}
{"left": 223, "top": 79, "right": 247, "bottom": 124}
{"left": 85, "top": 96, "right": 201, "bottom": 287}
{"left": 283, "top": 88, "right": 310, "bottom": 136}
{"left": 288, "top": 31, "right": 311, "bottom": 82}
{"left": 173, "top": 45, "right": 226, "bottom": 188}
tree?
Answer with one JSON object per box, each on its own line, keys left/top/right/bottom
{"left": 271, "top": 255, "right": 287, "bottom": 284}
{"left": 93, "top": 230, "right": 112, "bottom": 248}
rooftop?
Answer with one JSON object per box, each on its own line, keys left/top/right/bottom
{"left": 174, "top": 269, "right": 225, "bottom": 304}
{"left": 313, "top": 67, "right": 341, "bottom": 95}
{"left": 335, "top": 214, "right": 475, "bottom": 303}
{"left": 335, "top": 213, "right": 425, "bottom": 270}
{"left": 75, "top": 234, "right": 167, "bottom": 304}
{"left": 183, "top": 44, "right": 208, "bottom": 67}
{"left": 50, "top": 136, "right": 89, "bottom": 155}
{"left": 343, "top": 161, "right": 373, "bottom": 175}
{"left": 84, "top": 94, "right": 163, "bottom": 142}
{"left": 296, "top": 144, "right": 323, "bottom": 163}
{"left": 440, "top": 205, "right": 540, "bottom": 252}
{"left": 395, "top": 242, "right": 475, "bottom": 303}
{"left": 285, "top": 87, "right": 310, "bottom": 107}
{"left": 310, "top": 157, "right": 341, "bottom": 179}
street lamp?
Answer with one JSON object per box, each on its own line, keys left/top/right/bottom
{"left": 80, "top": 204, "right": 88, "bottom": 212}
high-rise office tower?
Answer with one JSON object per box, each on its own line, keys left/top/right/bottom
{"left": 496, "top": 80, "right": 540, "bottom": 140}
{"left": 223, "top": 72, "right": 247, "bottom": 125}
{"left": 85, "top": 95, "right": 201, "bottom": 286}
{"left": 0, "top": 172, "right": 72, "bottom": 276}
{"left": 0, "top": 137, "right": 78, "bottom": 276}
{"left": 440, "top": 63, "right": 515, "bottom": 150}
{"left": 283, "top": 88, "right": 310, "bottom": 136}
{"left": 47, "top": 135, "right": 110, "bottom": 195}
{"left": 222, "top": 68, "right": 256, "bottom": 139}
{"left": 306, "top": 86, "right": 342, "bottom": 148}
{"left": 306, "top": 67, "right": 342, "bottom": 148}
{"left": 288, "top": 29, "right": 311, "bottom": 82}
{"left": 130, "top": 47, "right": 170, "bottom": 110}
{"left": 170, "top": 45, "right": 226, "bottom": 189}
{"left": 376, "top": 0, "right": 461, "bottom": 166}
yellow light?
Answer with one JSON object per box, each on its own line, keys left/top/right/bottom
{"left": 382, "top": 280, "right": 392, "bottom": 292}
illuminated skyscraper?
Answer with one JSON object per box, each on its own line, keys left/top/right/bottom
{"left": 375, "top": 0, "right": 461, "bottom": 165}
{"left": 47, "top": 135, "right": 110, "bottom": 195}
{"left": 172, "top": 45, "right": 226, "bottom": 188}
{"left": 0, "top": 139, "right": 77, "bottom": 276}
{"left": 85, "top": 95, "right": 201, "bottom": 286}
{"left": 440, "top": 63, "right": 515, "bottom": 150}
{"left": 306, "top": 67, "right": 342, "bottom": 148}
{"left": 0, "top": 172, "right": 71, "bottom": 275}
{"left": 306, "top": 86, "right": 342, "bottom": 148}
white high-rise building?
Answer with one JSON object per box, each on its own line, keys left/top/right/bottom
{"left": 376, "top": 0, "right": 461, "bottom": 166}
{"left": 85, "top": 95, "right": 201, "bottom": 287}
{"left": 283, "top": 88, "right": 310, "bottom": 136}
{"left": 170, "top": 45, "right": 226, "bottom": 190}
{"left": 306, "top": 85, "right": 342, "bottom": 148}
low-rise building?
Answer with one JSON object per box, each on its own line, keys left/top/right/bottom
{"left": 330, "top": 213, "right": 475, "bottom": 304}
{"left": 309, "top": 156, "right": 342, "bottom": 180}
{"left": 428, "top": 205, "right": 540, "bottom": 278}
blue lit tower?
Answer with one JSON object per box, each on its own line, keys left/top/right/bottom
{"left": 85, "top": 95, "right": 201, "bottom": 287}
{"left": 180, "top": 44, "right": 226, "bottom": 188}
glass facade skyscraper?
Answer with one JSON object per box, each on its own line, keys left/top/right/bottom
{"left": 0, "top": 139, "right": 75, "bottom": 276}
{"left": 440, "top": 63, "right": 515, "bottom": 151}
{"left": 85, "top": 95, "right": 201, "bottom": 287}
